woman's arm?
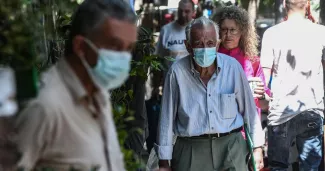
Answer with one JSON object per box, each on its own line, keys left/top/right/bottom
{"left": 252, "top": 59, "right": 271, "bottom": 111}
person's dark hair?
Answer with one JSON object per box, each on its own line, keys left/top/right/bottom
{"left": 65, "top": 0, "right": 137, "bottom": 56}
{"left": 179, "top": 0, "right": 195, "bottom": 10}
{"left": 285, "top": 0, "right": 308, "bottom": 11}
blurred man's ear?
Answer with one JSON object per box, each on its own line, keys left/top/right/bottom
{"left": 185, "top": 40, "right": 193, "bottom": 54}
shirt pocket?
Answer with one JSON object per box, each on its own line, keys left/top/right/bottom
{"left": 218, "top": 93, "right": 238, "bottom": 119}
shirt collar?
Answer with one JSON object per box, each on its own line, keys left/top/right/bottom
{"left": 189, "top": 54, "right": 222, "bottom": 76}
{"left": 218, "top": 46, "right": 242, "bottom": 56}
{"left": 56, "top": 58, "right": 87, "bottom": 103}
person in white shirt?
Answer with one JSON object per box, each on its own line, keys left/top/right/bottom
{"left": 260, "top": 0, "right": 325, "bottom": 170}
{"left": 156, "top": 0, "right": 195, "bottom": 69}
{"left": 14, "top": 0, "right": 137, "bottom": 170}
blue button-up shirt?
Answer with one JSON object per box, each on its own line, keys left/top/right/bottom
{"left": 155, "top": 53, "right": 265, "bottom": 160}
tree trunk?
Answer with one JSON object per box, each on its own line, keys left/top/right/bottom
{"left": 320, "top": 0, "right": 325, "bottom": 25}
{"left": 275, "top": 0, "right": 284, "bottom": 24}
{"left": 244, "top": 0, "right": 260, "bottom": 23}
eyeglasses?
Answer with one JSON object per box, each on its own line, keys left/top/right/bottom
{"left": 220, "top": 28, "right": 239, "bottom": 35}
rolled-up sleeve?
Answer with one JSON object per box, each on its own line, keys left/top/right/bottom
{"left": 155, "top": 69, "right": 178, "bottom": 160}
{"left": 234, "top": 63, "right": 265, "bottom": 147}
{"left": 14, "top": 101, "right": 56, "bottom": 170}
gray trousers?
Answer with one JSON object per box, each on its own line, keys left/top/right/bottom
{"left": 171, "top": 132, "right": 249, "bottom": 171}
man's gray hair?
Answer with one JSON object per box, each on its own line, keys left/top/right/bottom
{"left": 185, "top": 16, "right": 219, "bottom": 44}
{"left": 65, "top": 0, "right": 137, "bottom": 55}
{"left": 285, "top": 0, "right": 308, "bottom": 11}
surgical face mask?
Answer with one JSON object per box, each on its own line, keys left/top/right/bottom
{"left": 0, "top": 100, "right": 18, "bottom": 117}
{"left": 193, "top": 47, "right": 217, "bottom": 67}
{"left": 80, "top": 39, "right": 132, "bottom": 90}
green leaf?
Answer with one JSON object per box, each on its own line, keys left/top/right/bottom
{"left": 125, "top": 116, "right": 135, "bottom": 122}
{"left": 128, "top": 90, "right": 134, "bottom": 99}
{"left": 164, "top": 56, "right": 176, "bottom": 62}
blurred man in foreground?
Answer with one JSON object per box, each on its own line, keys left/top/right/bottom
{"left": 14, "top": 0, "right": 137, "bottom": 170}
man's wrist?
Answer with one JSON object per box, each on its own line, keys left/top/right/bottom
{"left": 253, "top": 147, "right": 263, "bottom": 152}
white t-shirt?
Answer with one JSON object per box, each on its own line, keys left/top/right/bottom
{"left": 156, "top": 21, "right": 189, "bottom": 69}
{"left": 260, "top": 17, "right": 325, "bottom": 125}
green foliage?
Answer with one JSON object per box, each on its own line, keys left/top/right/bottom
{"left": 111, "top": 26, "right": 161, "bottom": 171}
{"left": 0, "top": 0, "right": 81, "bottom": 70}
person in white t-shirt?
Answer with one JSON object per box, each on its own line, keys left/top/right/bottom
{"left": 156, "top": 0, "right": 195, "bottom": 69}
{"left": 260, "top": 0, "right": 325, "bottom": 170}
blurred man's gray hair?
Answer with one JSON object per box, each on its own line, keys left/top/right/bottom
{"left": 65, "top": 0, "right": 137, "bottom": 56}
{"left": 185, "top": 16, "right": 219, "bottom": 44}
{"left": 285, "top": 0, "right": 308, "bottom": 11}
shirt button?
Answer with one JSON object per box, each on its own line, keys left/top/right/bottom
{"left": 210, "top": 111, "right": 212, "bottom": 113}
{"left": 209, "top": 94, "right": 211, "bottom": 97}
{"left": 211, "top": 127, "right": 214, "bottom": 129}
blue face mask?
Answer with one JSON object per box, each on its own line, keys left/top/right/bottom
{"left": 193, "top": 47, "right": 217, "bottom": 67}
{"left": 81, "top": 39, "right": 132, "bottom": 90}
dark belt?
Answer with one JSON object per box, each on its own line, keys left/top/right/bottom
{"left": 189, "top": 127, "right": 242, "bottom": 139}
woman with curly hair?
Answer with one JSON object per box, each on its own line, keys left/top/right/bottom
{"left": 213, "top": 6, "right": 271, "bottom": 114}
{"left": 214, "top": 6, "right": 271, "bottom": 171}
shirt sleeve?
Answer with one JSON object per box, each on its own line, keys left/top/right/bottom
{"left": 155, "top": 69, "right": 179, "bottom": 160}
{"left": 321, "top": 26, "right": 325, "bottom": 61}
{"left": 234, "top": 63, "right": 265, "bottom": 147}
{"left": 14, "top": 100, "right": 56, "bottom": 170}
{"left": 260, "top": 29, "right": 275, "bottom": 69}
{"left": 322, "top": 45, "right": 325, "bottom": 61}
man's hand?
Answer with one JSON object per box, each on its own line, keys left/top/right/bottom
{"left": 253, "top": 147, "right": 264, "bottom": 170}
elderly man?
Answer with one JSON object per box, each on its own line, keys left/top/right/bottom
{"left": 156, "top": 16, "right": 265, "bottom": 171}
{"left": 14, "top": 0, "right": 137, "bottom": 170}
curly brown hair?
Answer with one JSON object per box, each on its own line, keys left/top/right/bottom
{"left": 213, "top": 6, "right": 259, "bottom": 60}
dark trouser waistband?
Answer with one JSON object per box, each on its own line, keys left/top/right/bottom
{"left": 180, "top": 127, "right": 242, "bottom": 139}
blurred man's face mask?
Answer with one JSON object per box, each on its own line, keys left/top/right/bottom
{"left": 79, "top": 38, "right": 132, "bottom": 90}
